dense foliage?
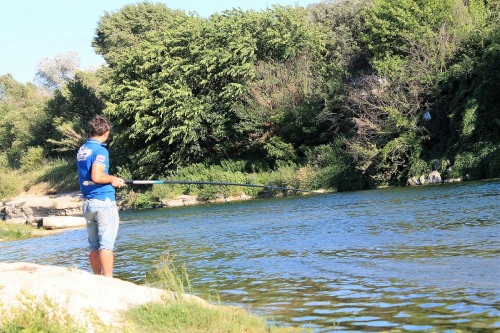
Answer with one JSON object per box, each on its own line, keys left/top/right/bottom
{"left": 1, "top": 0, "right": 499, "bottom": 198}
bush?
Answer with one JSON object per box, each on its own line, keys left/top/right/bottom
{"left": 304, "top": 141, "right": 366, "bottom": 191}
{"left": 150, "top": 184, "right": 184, "bottom": 201}
{"left": 479, "top": 144, "right": 500, "bottom": 179}
{"left": 130, "top": 192, "right": 158, "bottom": 209}
{"left": 167, "top": 162, "right": 269, "bottom": 200}
{"left": 120, "top": 159, "right": 315, "bottom": 208}
{"left": 450, "top": 142, "right": 500, "bottom": 180}
{"left": 407, "top": 158, "right": 431, "bottom": 179}
{"left": 266, "top": 164, "right": 299, "bottom": 189}
{"left": 0, "top": 168, "right": 21, "bottom": 199}
{"left": 20, "top": 146, "right": 46, "bottom": 172}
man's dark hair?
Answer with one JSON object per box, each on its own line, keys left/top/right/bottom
{"left": 89, "top": 115, "right": 112, "bottom": 137}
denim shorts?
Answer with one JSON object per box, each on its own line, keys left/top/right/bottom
{"left": 83, "top": 198, "right": 119, "bottom": 251}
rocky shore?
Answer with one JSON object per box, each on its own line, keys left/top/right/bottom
{"left": 0, "top": 193, "right": 259, "bottom": 332}
{"left": 0, "top": 261, "right": 209, "bottom": 331}
{"left": 0, "top": 191, "right": 253, "bottom": 231}
{"left": 1, "top": 191, "right": 85, "bottom": 230}
{"left": 1, "top": 168, "right": 458, "bottom": 231}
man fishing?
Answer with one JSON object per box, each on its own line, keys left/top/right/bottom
{"left": 77, "top": 115, "right": 125, "bottom": 277}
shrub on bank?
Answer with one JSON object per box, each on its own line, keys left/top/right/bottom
{"left": 450, "top": 143, "right": 500, "bottom": 180}
{"left": 119, "top": 161, "right": 319, "bottom": 209}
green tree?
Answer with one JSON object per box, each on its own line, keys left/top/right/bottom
{"left": 95, "top": 4, "right": 327, "bottom": 176}
{"left": 0, "top": 75, "right": 50, "bottom": 164}
{"left": 45, "top": 73, "right": 105, "bottom": 154}
{"left": 34, "top": 51, "right": 81, "bottom": 91}
{"left": 93, "top": 3, "right": 194, "bottom": 176}
{"left": 363, "top": 0, "right": 459, "bottom": 74}
{"left": 306, "top": 0, "right": 370, "bottom": 133}
{"left": 230, "top": 6, "right": 329, "bottom": 166}
{"left": 431, "top": 12, "right": 500, "bottom": 179}
{"left": 343, "top": 0, "right": 492, "bottom": 185}
{"left": 93, "top": 2, "right": 184, "bottom": 66}
{"left": 234, "top": 56, "right": 330, "bottom": 166}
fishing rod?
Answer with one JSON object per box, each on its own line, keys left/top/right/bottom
{"left": 82, "top": 179, "right": 312, "bottom": 193}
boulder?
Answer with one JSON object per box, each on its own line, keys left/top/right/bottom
{"left": 4, "top": 202, "right": 33, "bottom": 222}
{"left": 208, "top": 193, "right": 253, "bottom": 203}
{"left": 3, "top": 192, "right": 83, "bottom": 227}
{"left": 428, "top": 170, "right": 442, "bottom": 184}
{"left": 4, "top": 192, "right": 82, "bottom": 219}
{"left": 0, "top": 262, "right": 174, "bottom": 329}
{"left": 161, "top": 195, "right": 199, "bottom": 207}
{"left": 407, "top": 177, "right": 419, "bottom": 186}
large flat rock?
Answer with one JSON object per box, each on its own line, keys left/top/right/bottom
{"left": 42, "top": 216, "right": 86, "bottom": 229}
{"left": 3, "top": 192, "right": 83, "bottom": 224}
{"left": 0, "top": 262, "right": 175, "bottom": 329}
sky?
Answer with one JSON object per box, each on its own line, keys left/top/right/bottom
{"left": 1, "top": 0, "right": 319, "bottom": 84}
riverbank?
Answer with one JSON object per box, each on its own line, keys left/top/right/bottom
{"left": 1, "top": 187, "right": 318, "bottom": 234}
{"left": 0, "top": 262, "right": 287, "bottom": 333}
{"left": 0, "top": 171, "right": 466, "bottom": 237}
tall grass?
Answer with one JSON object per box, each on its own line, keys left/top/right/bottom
{"left": 125, "top": 254, "right": 304, "bottom": 333}
{"left": 0, "top": 170, "right": 21, "bottom": 199}
{"left": 0, "top": 154, "right": 79, "bottom": 200}
{"left": 145, "top": 253, "right": 192, "bottom": 296}
{"left": 0, "top": 154, "right": 21, "bottom": 199}
{"left": 24, "top": 157, "right": 79, "bottom": 193}
{"left": 125, "top": 300, "right": 294, "bottom": 333}
{"left": 0, "top": 292, "right": 104, "bottom": 333}
{"left": 0, "top": 223, "right": 35, "bottom": 241}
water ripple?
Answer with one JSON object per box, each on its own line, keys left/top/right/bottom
{"left": 1, "top": 180, "right": 499, "bottom": 332}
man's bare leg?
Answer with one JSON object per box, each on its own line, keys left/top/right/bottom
{"left": 99, "top": 249, "right": 114, "bottom": 277}
{"left": 89, "top": 250, "right": 102, "bottom": 275}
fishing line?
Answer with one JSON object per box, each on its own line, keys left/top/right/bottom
{"left": 82, "top": 179, "right": 312, "bottom": 193}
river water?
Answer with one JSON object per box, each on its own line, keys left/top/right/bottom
{"left": 1, "top": 180, "right": 499, "bottom": 332}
